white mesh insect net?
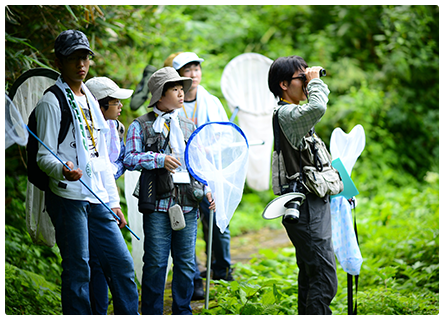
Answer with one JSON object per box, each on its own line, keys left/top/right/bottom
{"left": 221, "top": 53, "right": 278, "bottom": 191}
{"left": 185, "top": 122, "right": 249, "bottom": 233}
{"left": 330, "top": 124, "right": 366, "bottom": 176}
{"left": 7, "top": 68, "right": 59, "bottom": 247}
{"left": 5, "top": 94, "right": 28, "bottom": 149}
{"left": 329, "top": 124, "right": 366, "bottom": 276}
{"left": 125, "top": 170, "right": 144, "bottom": 284}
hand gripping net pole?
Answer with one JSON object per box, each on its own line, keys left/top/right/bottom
{"left": 185, "top": 122, "right": 249, "bottom": 309}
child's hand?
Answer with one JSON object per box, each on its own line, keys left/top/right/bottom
{"left": 63, "top": 161, "right": 82, "bottom": 181}
{"left": 164, "top": 155, "right": 181, "bottom": 173}
{"left": 207, "top": 193, "right": 216, "bottom": 212}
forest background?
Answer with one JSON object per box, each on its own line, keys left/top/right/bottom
{"left": 4, "top": 5, "right": 439, "bottom": 315}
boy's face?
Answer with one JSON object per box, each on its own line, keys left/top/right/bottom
{"left": 180, "top": 63, "right": 201, "bottom": 91}
{"left": 280, "top": 68, "right": 307, "bottom": 105}
{"left": 158, "top": 84, "right": 185, "bottom": 112}
{"left": 101, "top": 99, "right": 122, "bottom": 120}
{"left": 56, "top": 49, "right": 91, "bottom": 85}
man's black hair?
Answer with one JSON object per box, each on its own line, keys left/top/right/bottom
{"left": 162, "top": 81, "right": 184, "bottom": 96}
{"left": 98, "top": 96, "right": 114, "bottom": 111}
{"left": 55, "top": 52, "right": 66, "bottom": 61}
{"left": 268, "top": 55, "right": 308, "bottom": 99}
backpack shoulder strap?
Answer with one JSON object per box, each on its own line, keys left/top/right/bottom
{"left": 115, "top": 119, "right": 125, "bottom": 141}
{"left": 44, "top": 85, "right": 73, "bottom": 145}
{"left": 272, "top": 107, "right": 281, "bottom": 153}
{"left": 26, "top": 85, "right": 72, "bottom": 191}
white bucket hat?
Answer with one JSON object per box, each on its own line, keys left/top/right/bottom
{"left": 172, "top": 52, "right": 204, "bottom": 70}
{"left": 262, "top": 192, "right": 306, "bottom": 220}
{"left": 85, "top": 77, "right": 134, "bottom": 101}
{"left": 148, "top": 67, "right": 192, "bottom": 107}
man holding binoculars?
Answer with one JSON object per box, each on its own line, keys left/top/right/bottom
{"left": 268, "top": 56, "right": 337, "bottom": 315}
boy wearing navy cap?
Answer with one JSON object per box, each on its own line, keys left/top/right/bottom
{"left": 35, "top": 30, "right": 139, "bottom": 314}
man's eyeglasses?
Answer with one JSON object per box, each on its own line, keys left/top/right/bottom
{"left": 107, "top": 100, "right": 122, "bottom": 107}
{"left": 291, "top": 75, "right": 307, "bottom": 82}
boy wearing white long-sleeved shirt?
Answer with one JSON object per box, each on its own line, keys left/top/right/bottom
{"left": 35, "top": 29, "right": 138, "bottom": 315}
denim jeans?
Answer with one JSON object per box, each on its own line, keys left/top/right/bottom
{"left": 200, "top": 197, "right": 232, "bottom": 278}
{"left": 141, "top": 208, "right": 198, "bottom": 315}
{"left": 45, "top": 190, "right": 139, "bottom": 315}
{"left": 89, "top": 246, "right": 109, "bottom": 314}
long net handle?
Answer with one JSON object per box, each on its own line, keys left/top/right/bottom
{"left": 26, "top": 126, "right": 140, "bottom": 240}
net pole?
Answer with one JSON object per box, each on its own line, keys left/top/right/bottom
{"left": 204, "top": 209, "right": 214, "bottom": 309}
{"left": 26, "top": 126, "right": 140, "bottom": 240}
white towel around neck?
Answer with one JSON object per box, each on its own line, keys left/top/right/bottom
{"left": 55, "top": 77, "right": 109, "bottom": 195}
{"left": 152, "top": 106, "right": 186, "bottom": 155}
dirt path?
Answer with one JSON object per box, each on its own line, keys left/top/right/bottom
{"left": 229, "top": 226, "right": 292, "bottom": 264}
{"left": 163, "top": 226, "right": 292, "bottom": 314}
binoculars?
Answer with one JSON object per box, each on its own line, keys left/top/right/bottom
{"left": 299, "top": 69, "right": 326, "bottom": 84}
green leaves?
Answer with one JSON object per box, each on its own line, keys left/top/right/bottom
{"left": 203, "top": 278, "right": 295, "bottom": 315}
{"left": 4, "top": 5, "right": 439, "bottom": 315}
{"left": 5, "top": 263, "right": 62, "bottom": 315}
{"left": 202, "top": 174, "right": 438, "bottom": 315}
{"left": 201, "top": 247, "right": 299, "bottom": 315}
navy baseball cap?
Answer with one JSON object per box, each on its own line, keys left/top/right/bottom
{"left": 54, "top": 30, "right": 94, "bottom": 57}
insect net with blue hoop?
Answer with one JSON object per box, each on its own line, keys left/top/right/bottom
{"left": 185, "top": 121, "right": 249, "bottom": 234}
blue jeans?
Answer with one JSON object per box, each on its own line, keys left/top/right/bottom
{"left": 89, "top": 246, "right": 109, "bottom": 315}
{"left": 200, "top": 197, "right": 231, "bottom": 278}
{"left": 141, "top": 208, "right": 198, "bottom": 315}
{"left": 45, "top": 190, "right": 139, "bottom": 315}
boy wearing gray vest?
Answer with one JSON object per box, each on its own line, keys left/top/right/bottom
{"left": 124, "top": 67, "right": 215, "bottom": 314}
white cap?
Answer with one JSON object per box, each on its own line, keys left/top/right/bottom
{"left": 262, "top": 192, "right": 305, "bottom": 220}
{"left": 85, "top": 77, "right": 134, "bottom": 101}
{"left": 172, "top": 52, "right": 204, "bottom": 70}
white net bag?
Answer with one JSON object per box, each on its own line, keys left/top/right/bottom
{"left": 125, "top": 170, "right": 144, "bottom": 284}
{"left": 330, "top": 124, "right": 366, "bottom": 176}
{"left": 329, "top": 124, "right": 366, "bottom": 275}
{"left": 221, "top": 53, "right": 278, "bottom": 191}
{"left": 185, "top": 122, "right": 249, "bottom": 233}
{"left": 9, "top": 68, "right": 60, "bottom": 123}
{"left": 5, "top": 94, "right": 28, "bottom": 149}
{"left": 8, "top": 68, "right": 59, "bottom": 247}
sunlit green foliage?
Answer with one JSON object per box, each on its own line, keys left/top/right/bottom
{"left": 4, "top": 5, "right": 438, "bottom": 315}
{"left": 202, "top": 175, "right": 439, "bottom": 315}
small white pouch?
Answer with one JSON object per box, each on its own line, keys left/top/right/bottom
{"left": 168, "top": 204, "right": 186, "bottom": 231}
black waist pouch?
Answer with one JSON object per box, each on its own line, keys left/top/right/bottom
{"left": 138, "top": 169, "right": 157, "bottom": 214}
{"left": 137, "top": 168, "right": 174, "bottom": 214}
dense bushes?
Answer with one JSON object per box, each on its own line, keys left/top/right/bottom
{"left": 201, "top": 174, "right": 439, "bottom": 315}
{"left": 4, "top": 5, "right": 438, "bottom": 315}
